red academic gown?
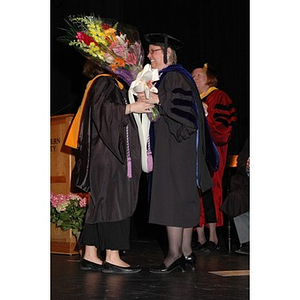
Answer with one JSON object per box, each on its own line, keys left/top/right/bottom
{"left": 199, "top": 88, "right": 236, "bottom": 227}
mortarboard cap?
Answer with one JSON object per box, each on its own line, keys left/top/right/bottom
{"left": 144, "top": 33, "right": 184, "bottom": 64}
{"left": 190, "top": 62, "right": 218, "bottom": 78}
{"left": 202, "top": 63, "right": 218, "bottom": 78}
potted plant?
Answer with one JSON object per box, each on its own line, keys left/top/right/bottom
{"left": 50, "top": 192, "right": 87, "bottom": 237}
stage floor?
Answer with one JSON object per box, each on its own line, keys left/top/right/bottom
{"left": 51, "top": 238, "right": 249, "bottom": 299}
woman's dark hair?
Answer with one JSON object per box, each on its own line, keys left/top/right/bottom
{"left": 83, "top": 59, "right": 104, "bottom": 78}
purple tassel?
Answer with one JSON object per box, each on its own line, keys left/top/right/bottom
{"left": 146, "top": 134, "right": 153, "bottom": 172}
{"left": 125, "top": 122, "right": 132, "bottom": 179}
{"left": 127, "top": 157, "right": 132, "bottom": 178}
{"left": 147, "top": 151, "right": 153, "bottom": 172}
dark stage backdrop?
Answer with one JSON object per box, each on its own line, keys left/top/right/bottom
{"left": 51, "top": 0, "right": 249, "bottom": 153}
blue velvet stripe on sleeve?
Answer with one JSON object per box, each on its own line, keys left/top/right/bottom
{"left": 170, "top": 108, "right": 198, "bottom": 126}
{"left": 171, "top": 88, "right": 198, "bottom": 126}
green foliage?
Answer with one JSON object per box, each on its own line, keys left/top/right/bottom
{"left": 50, "top": 193, "right": 87, "bottom": 236}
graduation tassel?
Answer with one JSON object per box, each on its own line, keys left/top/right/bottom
{"left": 147, "top": 152, "right": 153, "bottom": 173}
{"left": 127, "top": 157, "right": 132, "bottom": 179}
{"left": 147, "top": 134, "right": 153, "bottom": 172}
{"left": 125, "top": 124, "right": 132, "bottom": 179}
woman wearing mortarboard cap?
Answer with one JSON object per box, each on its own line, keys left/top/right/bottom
{"left": 137, "top": 33, "right": 213, "bottom": 273}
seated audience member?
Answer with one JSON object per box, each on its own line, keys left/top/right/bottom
{"left": 221, "top": 138, "right": 249, "bottom": 254}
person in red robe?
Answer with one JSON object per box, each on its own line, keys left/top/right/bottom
{"left": 191, "top": 63, "right": 237, "bottom": 252}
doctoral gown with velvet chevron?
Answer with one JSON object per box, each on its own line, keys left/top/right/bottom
{"left": 149, "top": 65, "right": 213, "bottom": 228}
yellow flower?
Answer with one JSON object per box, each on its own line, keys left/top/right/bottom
{"left": 87, "top": 24, "right": 109, "bottom": 46}
{"left": 87, "top": 42, "right": 101, "bottom": 57}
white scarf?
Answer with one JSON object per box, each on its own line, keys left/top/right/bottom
{"left": 128, "top": 64, "right": 159, "bottom": 173}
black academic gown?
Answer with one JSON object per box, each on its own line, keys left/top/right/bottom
{"left": 74, "top": 76, "right": 141, "bottom": 224}
{"left": 221, "top": 138, "right": 249, "bottom": 217}
{"left": 149, "top": 65, "right": 213, "bottom": 228}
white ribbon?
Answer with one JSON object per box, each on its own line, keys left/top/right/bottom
{"left": 128, "top": 64, "right": 159, "bottom": 173}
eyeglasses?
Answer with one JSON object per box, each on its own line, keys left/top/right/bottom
{"left": 147, "top": 49, "right": 162, "bottom": 55}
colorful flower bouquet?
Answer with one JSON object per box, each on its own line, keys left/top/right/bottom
{"left": 58, "top": 15, "right": 144, "bottom": 85}
{"left": 50, "top": 192, "right": 87, "bottom": 236}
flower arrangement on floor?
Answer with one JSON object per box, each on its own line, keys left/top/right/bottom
{"left": 50, "top": 192, "right": 87, "bottom": 236}
{"left": 58, "top": 14, "right": 144, "bottom": 85}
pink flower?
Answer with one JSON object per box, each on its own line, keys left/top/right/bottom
{"left": 56, "top": 201, "right": 70, "bottom": 212}
{"left": 51, "top": 194, "right": 67, "bottom": 208}
{"left": 109, "top": 40, "right": 128, "bottom": 59}
{"left": 79, "top": 197, "right": 87, "bottom": 208}
{"left": 125, "top": 52, "right": 137, "bottom": 65}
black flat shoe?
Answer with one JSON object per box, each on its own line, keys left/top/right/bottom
{"left": 80, "top": 259, "right": 103, "bottom": 271}
{"left": 185, "top": 252, "right": 196, "bottom": 270}
{"left": 101, "top": 262, "right": 141, "bottom": 274}
{"left": 149, "top": 255, "right": 186, "bottom": 274}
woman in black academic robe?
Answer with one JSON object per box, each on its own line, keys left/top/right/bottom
{"left": 61, "top": 16, "right": 154, "bottom": 274}
{"left": 72, "top": 61, "right": 154, "bottom": 274}
{"left": 137, "top": 33, "right": 213, "bottom": 273}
